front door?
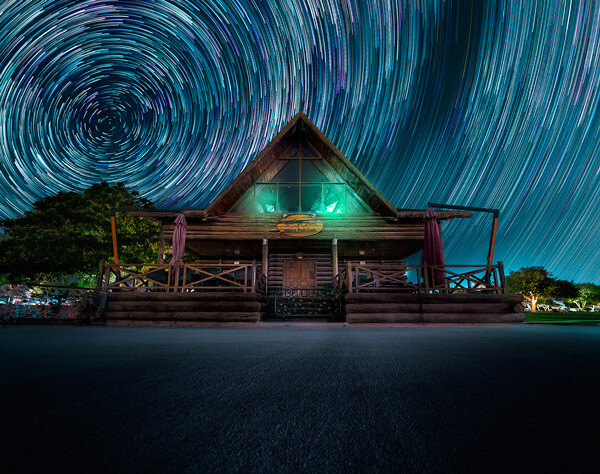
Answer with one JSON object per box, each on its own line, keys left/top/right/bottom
{"left": 283, "top": 260, "right": 316, "bottom": 288}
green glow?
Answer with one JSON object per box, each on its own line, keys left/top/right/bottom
{"left": 230, "top": 139, "right": 371, "bottom": 214}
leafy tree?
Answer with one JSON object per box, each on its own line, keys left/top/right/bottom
{"left": 506, "top": 266, "right": 555, "bottom": 312}
{"left": 551, "top": 279, "right": 579, "bottom": 306}
{"left": 569, "top": 283, "right": 600, "bottom": 311}
{"left": 0, "top": 183, "right": 160, "bottom": 283}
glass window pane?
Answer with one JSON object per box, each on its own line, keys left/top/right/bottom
{"left": 278, "top": 184, "right": 299, "bottom": 213}
{"left": 230, "top": 187, "right": 254, "bottom": 213}
{"left": 301, "top": 185, "right": 323, "bottom": 213}
{"left": 323, "top": 184, "right": 346, "bottom": 214}
{"left": 271, "top": 160, "right": 300, "bottom": 182}
{"left": 307, "top": 160, "right": 343, "bottom": 182}
{"left": 255, "top": 184, "right": 277, "bottom": 213}
{"left": 346, "top": 187, "right": 371, "bottom": 213}
{"left": 300, "top": 161, "right": 328, "bottom": 183}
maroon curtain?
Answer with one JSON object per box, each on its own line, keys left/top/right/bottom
{"left": 170, "top": 213, "right": 187, "bottom": 264}
{"left": 169, "top": 214, "right": 187, "bottom": 288}
{"left": 422, "top": 207, "right": 445, "bottom": 288}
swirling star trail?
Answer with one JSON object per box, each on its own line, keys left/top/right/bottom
{"left": 1, "top": 1, "right": 599, "bottom": 282}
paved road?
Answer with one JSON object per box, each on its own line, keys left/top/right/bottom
{"left": 1, "top": 324, "right": 600, "bottom": 473}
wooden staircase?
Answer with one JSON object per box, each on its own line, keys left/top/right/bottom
{"left": 105, "top": 292, "right": 267, "bottom": 323}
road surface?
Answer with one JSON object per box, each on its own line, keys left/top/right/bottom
{"left": 1, "top": 324, "right": 599, "bottom": 472}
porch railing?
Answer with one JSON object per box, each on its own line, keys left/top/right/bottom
{"left": 97, "top": 262, "right": 265, "bottom": 294}
{"left": 343, "top": 262, "right": 506, "bottom": 294}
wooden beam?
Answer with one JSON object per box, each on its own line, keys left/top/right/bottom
{"left": 158, "top": 227, "right": 165, "bottom": 264}
{"left": 332, "top": 238, "right": 338, "bottom": 281}
{"left": 487, "top": 216, "right": 499, "bottom": 267}
{"left": 110, "top": 213, "right": 119, "bottom": 265}
{"left": 262, "top": 238, "right": 269, "bottom": 277}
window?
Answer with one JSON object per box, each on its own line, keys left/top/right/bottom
{"left": 230, "top": 139, "right": 372, "bottom": 214}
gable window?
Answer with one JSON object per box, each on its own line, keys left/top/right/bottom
{"left": 230, "top": 136, "right": 371, "bottom": 214}
{"left": 231, "top": 159, "right": 370, "bottom": 214}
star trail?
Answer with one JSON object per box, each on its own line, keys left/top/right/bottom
{"left": 1, "top": 0, "right": 599, "bottom": 283}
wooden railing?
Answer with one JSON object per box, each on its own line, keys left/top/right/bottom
{"left": 97, "top": 262, "right": 266, "bottom": 294}
{"left": 344, "top": 262, "right": 506, "bottom": 294}
{"left": 256, "top": 268, "right": 268, "bottom": 295}
{"left": 333, "top": 267, "right": 348, "bottom": 293}
{"left": 422, "top": 263, "right": 506, "bottom": 294}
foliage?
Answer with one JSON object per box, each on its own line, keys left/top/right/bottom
{"left": 569, "top": 283, "right": 600, "bottom": 311}
{"left": 0, "top": 183, "right": 160, "bottom": 282}
{"left": 551, "top": 279, "right": 579, "bottom": 303}
{"left": 506, "top": 266, "right": 555, "bottom": 312}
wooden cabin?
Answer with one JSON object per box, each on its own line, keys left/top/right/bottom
{"left": 100, "top": 112, "right": 524, "bottom": 324}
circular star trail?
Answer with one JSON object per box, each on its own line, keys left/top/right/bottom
{"left": 1, "top": 1, "right": 599, "bottom": 282}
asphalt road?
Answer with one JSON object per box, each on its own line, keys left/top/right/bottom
{"left": 1, "top": 324, "right": 600, "bottom": 473}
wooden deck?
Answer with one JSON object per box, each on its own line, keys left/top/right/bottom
{"left": 105, "top": 292, "right": 267, "bottom": 323}
{"left": 99, "top": 261, "right": 524, "bottom": 324}
{"left": 344, "top": 293, "right": 524, "bottom": 323}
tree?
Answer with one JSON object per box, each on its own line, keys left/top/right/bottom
{"left": 551, "top": 279, "right": 579, "bottom": 306}
{"left": 569, "top": 283, "right": 600, "bottom": 311}
{"left": 0, "top": 183, "right": 160, "bottom": 283}
{"left": 506, "top": 266, "right": 555, "bottom": 312}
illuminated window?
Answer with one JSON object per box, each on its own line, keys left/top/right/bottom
{"left": 230, "top": 140, "right": 372, "bottom": 214}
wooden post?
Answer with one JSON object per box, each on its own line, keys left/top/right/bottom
{"left": 262, "top": 239, "right": 268, "bottom": 277}
{"left": 110, "top": 211, "right": 119, "bottom": 265}
{"left": 158, "top": 227, "right": 165, "bottom": 264}
{"left": 498, "top": 261, "right": 506, "bottom": 294}
{"left": 262, "top": 239, "right": 268, "bottom": 294}
{"left": 347, "top": 261, "right": 352, "bottom": 293}
{"left": 487, "top": 216, "right": 499, "bottom": 268}
{"left": 251, "top": 260, "right": 256, "bottom": 293}
{"left": 332, "top": 238, "right": 338, "bottom": 283}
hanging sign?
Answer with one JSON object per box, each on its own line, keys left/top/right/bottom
{"left": 277, "top": 214, "right": 323, "bottom": 237}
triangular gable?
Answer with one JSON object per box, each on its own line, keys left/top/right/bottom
{"left": 204, "top": 112, "right": 398, "bottom": 217}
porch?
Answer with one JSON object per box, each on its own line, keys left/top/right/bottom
{"left": 97, "top": 261, "right": 524, "bottom": 323}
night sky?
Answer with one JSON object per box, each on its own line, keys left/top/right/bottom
{"left": 1, "top": 1, "right": 599, "bottom": 283}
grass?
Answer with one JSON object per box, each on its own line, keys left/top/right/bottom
{"left": 526, "top": 311, "right": 600, "bottom": 325}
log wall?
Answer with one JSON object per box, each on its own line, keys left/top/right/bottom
{"left": 105, "top": 292, "right": 266, "bottom": 323}
{"left": 344, "top": 293, "right": 525, "bottom": 323}
{"left": 162, "top": 214, "right": 425, "bottom": 241}
{"left": 267, "top": 252, "right": 332, "bottom": 296}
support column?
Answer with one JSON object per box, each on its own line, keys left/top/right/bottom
{"left": 110, "top": 210, "right": 119, "bottom": 265}
{"left": 332, "top": 238, "right": 338, "bottom": 282}
{"left": 157, "top": 226, "right": 165, "bottom": 264}
{"left": 262, "top": 238, "right": 269, "bottom": 277}
{"left": 487, "top": 216, "right": 499, "bottom": 267}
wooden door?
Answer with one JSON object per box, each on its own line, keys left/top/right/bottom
{"left": 283, "top": 260, "right": 316, "bottom": 288}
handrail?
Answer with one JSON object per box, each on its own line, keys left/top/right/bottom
{"left": 98, "top": 261, "right": 507, "bottom": 295}
{"left": 256, "top": 268, "right": 268, "bottom": 295}
{"left": 98, "top": 262, "right": 259, "bottom": 292}
{"left": 347, "top": 262, "right": 506, "bottom": 294}
{"left": 333, "top": 268, "right": 348, "bottom": 292}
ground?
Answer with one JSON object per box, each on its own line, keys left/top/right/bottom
{"left": 1, "top": 325, "right": 600, "bottom": 472}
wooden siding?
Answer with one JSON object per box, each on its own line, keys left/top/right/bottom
{"left": 162, "top": 214, "right": 425, "bottom": 241}
{"left": 267, "top": 252, "right": 333, "bottom": 296}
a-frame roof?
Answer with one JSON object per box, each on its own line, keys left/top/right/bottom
{"left": 204, "top": 112, "right": 399, "bottom": 217}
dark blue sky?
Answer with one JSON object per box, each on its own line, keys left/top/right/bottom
{"left": 1, "top": 1, "right": 598, "bottom": 283}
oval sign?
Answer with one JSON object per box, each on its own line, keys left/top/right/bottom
{"left": 277, "top": 214, "right": 323, "bottom": 237}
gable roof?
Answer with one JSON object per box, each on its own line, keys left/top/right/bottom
{"left": 204, "top": 111, "right": 399, "bottom": 217}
